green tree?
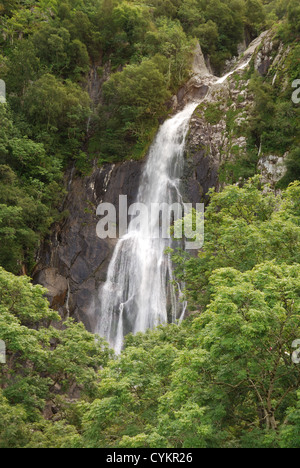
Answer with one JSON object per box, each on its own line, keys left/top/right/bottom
{"left": 287, "top": 0, "right": 300, "bottom": 33}
{"left": 80, "top": 255, "right": 300, "bottom": 448}
{"left": 194, "top": 20, "right": 219, "bottom": 57}
{"left": 97, "top": 56, "right": 171, "bottom": 161}
{"left": 24, "top": 74, "right": 90, "bottom": 131}
{"left": 0, "top": 267, "right": 112, "bottom": 446}
{"left": 144, "top": 17, "right": 192, "bottom": 88}
{"left": 196, "top": 262, "right": 300, "bottom": 434}
{"left": 279, "top": 392, "right": 300, "bottom": 448}
{"left": 23, "top": 74, "right": 91, "bottom": 158}
{"left": 173, "top": 179, "right": 300, "bottom": 309}
{"left": 3, "top": 40, "right": 40, "bottom": 96}
{"left": 245, "top": 0, "right": 266, "bottom": 40}
{"left": 0, "top": 391, "right": 30, "bottom": 448}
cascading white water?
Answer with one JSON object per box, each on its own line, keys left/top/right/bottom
{"left": 94, "top": 40, "right": 263, "bottom": 353}
{"left": 95, "top": 101, "right": 199, "bottom": 353}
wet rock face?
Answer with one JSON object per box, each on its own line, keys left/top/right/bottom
{"left": 182, "top": 116, "right": 220, "bottom": 206}
{"left": 254, "top": 32, "right": 274, "bottom": 76}
{"left": 183, "top": 149, "right": 219, "bottom": 206}
{"left": 176, "top": 79, "right": 209, "bottom": 109}
{"left": 34, "top": 160, "right": 144, "bottom": 332}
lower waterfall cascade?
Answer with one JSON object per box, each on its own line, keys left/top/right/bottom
{"left": 95, "top": 101, "right": 199, "bottom": 353}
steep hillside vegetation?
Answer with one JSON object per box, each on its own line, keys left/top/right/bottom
{"left": 0, "top": 0, "right": 299, "bottom": 274}
{"left": 0, "top": 0, "right": 300, "bottom": 449}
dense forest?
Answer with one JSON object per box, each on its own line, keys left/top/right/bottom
{"left": 0, "top": 0, "right": 300, "bottom": 449}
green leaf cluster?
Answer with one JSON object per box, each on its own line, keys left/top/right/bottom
{"left": 0, "top": 266, "right": 111, "bottom": 448}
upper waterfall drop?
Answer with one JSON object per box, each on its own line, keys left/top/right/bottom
{"left": 95, "top": 101, "right": 199, "bottom": 353}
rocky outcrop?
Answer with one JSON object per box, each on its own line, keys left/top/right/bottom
{"left": 34, "top": 268, "right": 68, "bottom": 310}
{"left": 257, "top": 154, "right": 287, "bottom": 188}
{"left": 183, "top": 71, "right": 251, "bottom": 200}
{"left": 172, "top": 42, "right": 212, "bottom": 110}
{"left": 183, "top": 29, "right": 290, "bottom": 200}
{"left": 253, "top": 31, "right": 274, "bottom": 76}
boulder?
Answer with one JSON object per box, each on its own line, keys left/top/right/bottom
{"left": 34, "top": 268, "right": 68, "bottom": 310}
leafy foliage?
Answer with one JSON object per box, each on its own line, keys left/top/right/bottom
{"left": 0, "top": 267, "right": 111, "bottom": 447}
{"left": 73, "top": 181, "right": 300, "bottom": 449}
{"left": 0, "top": 0, "right": 300, "bottom": 450}
{"left": 1, "top": 179, "right": 300, "bottom": 448}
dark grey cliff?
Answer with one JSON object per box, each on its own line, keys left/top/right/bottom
{"left": 34, "top": 160, "right": 144, "bottom": 331}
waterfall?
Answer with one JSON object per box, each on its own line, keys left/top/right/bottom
{"left": 95, "top": 101, "right": 199, "bottom": 353}
{"left": 92, "top": 31, "right": 268, "bottom": 353}
{"left": 94, "top": 36, "right": 264, "bottom": 353}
